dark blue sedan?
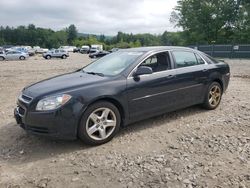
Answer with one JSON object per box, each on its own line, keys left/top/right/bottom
{"left": 14, "top": 47, "right": 230, "bottom": 145}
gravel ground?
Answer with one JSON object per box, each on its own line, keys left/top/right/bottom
{"left": 0, "top": 54, "right": 249, "bottom": 188}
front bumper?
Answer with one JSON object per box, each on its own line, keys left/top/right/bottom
{"left": 14, "top": 99, "right": 84, "bottom": 140}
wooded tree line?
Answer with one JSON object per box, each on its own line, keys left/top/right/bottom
{"left": 0, "top": 0, "right": 249, "bottom": 49}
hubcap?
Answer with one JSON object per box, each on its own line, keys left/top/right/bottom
{"left": 208, "top": 85, "right": 221, "bottom": 107}
{"left": 86, "top": 107, "right": 116, "bottom": 141}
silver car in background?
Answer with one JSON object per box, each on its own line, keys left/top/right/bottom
{"left": 43, "top": 49, "right": 69, "bottom": 59}
{"left": 0, "top": 50, "right": 29, "bottom": 61}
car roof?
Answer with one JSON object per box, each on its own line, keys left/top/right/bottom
{"left": 120, "top": 46, "right": 197, "bottom": 53}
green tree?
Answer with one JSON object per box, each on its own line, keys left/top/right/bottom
{"left": 170, "top": 0, "right": 240, "bottom": 44}
{"left": 66, "top": 24, "right": 77, "bottom": 45}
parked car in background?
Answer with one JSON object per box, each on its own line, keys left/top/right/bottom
{"left": 0, "top": 50, "right": 29, "bottom": 61}
{"left": 23, "top": 46, "right": 35, "bottom": 56}
{"left": 14, "top": 46, "right": 230, "bottom": 145}
{"left": 0, "top": 50, "right": 5, "bottom": 59}
{"left": 2, "top": 45, "right": 14, "bottom": 51}
{"left": 10, "top": 46, "right": 35, "bottom": 56}
{"left": 43, "top": 49, "right": 69, "bottom": 59}
{"left": 91, "top": 44, "right": 103, "bottom": 51}
{"left": 109, "top": 48, "right": 120, "bottom": 53}
{"left": 34, "top": 46, "right": 49, "bottom": 54}
{"left": 89, "top": 50, "right": 110, "bottom": 58}
{"left": 59, "top": 46, "right": 76, "bottom": 52}
{"left": 88, "top": 48, "right": 99, "bottom": 54}
{"left": 80, "top": 46, "right": 90, "bottom": 54}
{"left": 73, "top": 47, "right": 80, "bottom": 53}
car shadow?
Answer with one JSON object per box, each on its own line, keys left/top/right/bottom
{"left": 118, "top": 105, "right": 207, "bottom": 137}
{"left": 0, "top": 105, "right": 207, "bottom": 165}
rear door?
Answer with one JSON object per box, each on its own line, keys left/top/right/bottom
{"left": 126, "top": 51, "right": 178, "bottom": 121}
{"left": 14, "top": 51, "right": 21, "bottom": 60}
{"left": 170, "top": 50, "right": 209, "bottom": 107}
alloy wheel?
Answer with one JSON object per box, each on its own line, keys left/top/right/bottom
{"left": 208, "top": 85, "right": 221, "bottom": 107}
{"left": 86, "top": 107, "right": 117, "bottom": 141}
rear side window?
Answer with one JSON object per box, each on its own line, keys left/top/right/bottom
{"left": 204, "top": 53, "right": 220, "bottom": 64}
{"left": 195, "top": 54, "right": 205, "bottom": 65}
{"left": 172, "top": 51, "right": 202, "bottom": 68}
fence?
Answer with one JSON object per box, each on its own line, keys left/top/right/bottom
{"left": 189, "top": 44, "right": 250, "bottom": 58}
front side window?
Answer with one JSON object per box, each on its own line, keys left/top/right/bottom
{"left": 140, "top": 52, "right": 171, "bottom": 73}
{"left": 83, "top": 51, "right": 143, "bottom": 76}
{"left": 172, "top": 51, "right": 199, "bottom": 68}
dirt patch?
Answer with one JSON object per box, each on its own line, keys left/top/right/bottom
{"left": 0, "top": 55, "right": 249, "bottom": 188}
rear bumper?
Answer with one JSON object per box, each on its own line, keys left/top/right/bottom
{"left": 223, "top": 72, "right": 230, "bottom": 92}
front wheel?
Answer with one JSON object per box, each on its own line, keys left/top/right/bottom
{"left": 203, "top": 82, "right": 222, "bottom": 110}
{"left": 78, "top": 101, "right": 121, "bottom": 145}
{"left": 62, "top": 55, "right": 67, "bottom": 59}
{"left": 46, "top": 55, "right": 51, "bottom": 59}
{"left": 0, "top": 57, "right": 5, "bottom": 61}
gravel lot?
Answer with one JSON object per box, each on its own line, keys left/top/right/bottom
{"left": 0, "top": 53, "right": 249, "bottom": 188}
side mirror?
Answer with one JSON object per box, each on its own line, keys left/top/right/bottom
{"left": 133, "top": 66, "right": 153, "bottom": 77}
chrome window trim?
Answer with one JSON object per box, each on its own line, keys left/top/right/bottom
{"left": 127, "top": 50, "right": 209, "bottom": 79}
{"left": 195, "top": 52, "right": 209, "bottom": 65}
{"left": 171, "top": 50, "right": 209, "bottom": 70}
{"left": 127, "top": 68, "right": 176, "bottom": 79}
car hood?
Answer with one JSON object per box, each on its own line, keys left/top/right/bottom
{"left": 23, "top": 71, "right": 108, "bottom": 98}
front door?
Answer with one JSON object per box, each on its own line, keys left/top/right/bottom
{"left": 126, "top": 51, "right": 178, "bottom": 121}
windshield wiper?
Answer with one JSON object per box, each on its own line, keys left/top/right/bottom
{"left": 85, "top": 71, "right": 104, "bottom": 77}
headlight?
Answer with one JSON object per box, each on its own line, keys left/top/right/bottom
{"left": 36, "top": 94, "right": 72, "bottom": 111}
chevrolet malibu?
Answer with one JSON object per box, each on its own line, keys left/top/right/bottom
{"left": 14, "top": 47, "right": 230, "bottom": 145}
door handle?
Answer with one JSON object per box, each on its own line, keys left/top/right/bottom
{"left": 203, "top": 69, "right": 208, "bottom": 72}
{"left": 166, "top": 75, "right": 175, "bottom": 79}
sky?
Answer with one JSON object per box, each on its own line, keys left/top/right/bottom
{"left": 0, "top": 0, "right": 178, "bottom": 35}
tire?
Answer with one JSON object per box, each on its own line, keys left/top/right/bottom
{"left": 19, "top": 56, "right": 25, "bottom": 60}
{"left": 62, "top": 55, "right": 67, "bottom": 59}
{"left": 78, "top": 101, "right": 121, "bottom": 145}
{"left": 0, "top": 57, "right": 4, "bottom": 61}
{"left": 46, "top": 55, "right": 51, "bottom": 59}
{"left": 203, "top": 82, "right": 222, "bottom": 110}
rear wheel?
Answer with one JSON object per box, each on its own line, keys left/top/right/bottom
{"left": 19, "top": 56, "right": 25, "bottom": 60}
{"left": 203, "top": 82, "right": 222, "bottom": 110}
{"left": 78, "top": 101, "right": 121, "bottom": 145}
{"left": 0, "top": 57, "right": 4, "bottom": 61}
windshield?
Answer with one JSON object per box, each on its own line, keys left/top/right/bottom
{"left": 83, "top": 51, "right": 143, "bottom": 76}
